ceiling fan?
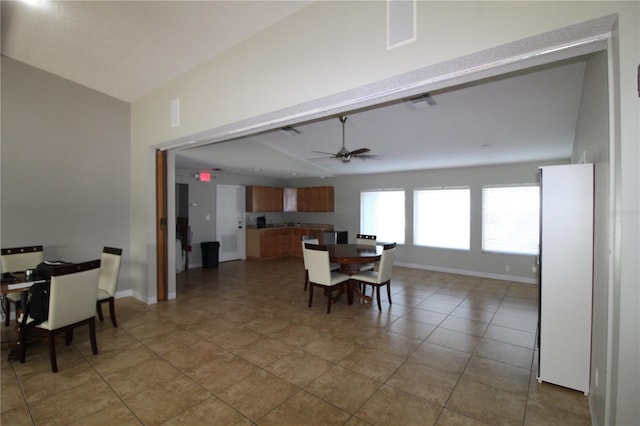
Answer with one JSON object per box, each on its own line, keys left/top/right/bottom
{"left": 310, "top": 115, "right": 381, "bottom": 163}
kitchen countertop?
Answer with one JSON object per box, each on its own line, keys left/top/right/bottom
{"left": 247, "top": 223, "right": 333, "bottom": 230}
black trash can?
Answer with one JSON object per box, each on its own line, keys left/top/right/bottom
{"left": 201, "top": 241, "right": 220, "bottom": 268}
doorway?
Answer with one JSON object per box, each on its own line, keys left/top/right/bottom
{"left": 216, "top": 184, "right": 246, "bottom": 262}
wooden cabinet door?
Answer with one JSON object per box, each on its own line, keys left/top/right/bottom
{"left": 312, "top": 186, "right": 334, "bottom": 212}
{"left": 272, "top": 187, "right": 284, "bottom": 212}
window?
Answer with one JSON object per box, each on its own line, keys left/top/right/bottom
{"left": 360, "top": 190, "right": 405, "bottom": 244}
{"left": 414, "top": 188, "right": 470, "bottom": 250}
{"left": 482, "top": 185, "right": 540, "bottom": 255}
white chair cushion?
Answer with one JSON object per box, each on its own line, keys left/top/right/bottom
{"left": 97, "top": 288, "right": 111, "bottom": 301}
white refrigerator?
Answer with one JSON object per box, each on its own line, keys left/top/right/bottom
{"left": 538, "top": 163, "right": 594, "bottom": 395}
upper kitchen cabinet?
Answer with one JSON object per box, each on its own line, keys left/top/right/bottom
{"left": 296, "top": 186, "right": 334, "bottom": 212}
{"left": 246, "top": 186, "right": 284, "bottom": 212}
{"left": 312, "top": 186, "right": 334, "bottom": 212}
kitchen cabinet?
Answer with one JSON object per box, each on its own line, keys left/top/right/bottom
{"left": 538, "top": 163, "right": 594, "bottom": 394}
{"left": 312, "top": 186, "right": 334, "bottom": 212}
{"left": 246, "top": 186, "right": 283, "bottom": 212}
{"left": 247, "top": 186, "right": 334, "bottom": 212}
{"left": 247, "top": 225, "right": 330, "bottom": 259}
{"left": 295, "top": 186, "right": 334, "bottom": 212}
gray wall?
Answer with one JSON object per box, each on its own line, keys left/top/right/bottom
{"left": 1, "top": 57, "right": 131, "bottom": 293}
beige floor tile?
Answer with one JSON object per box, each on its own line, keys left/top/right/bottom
{"left": 338, "top": 347, "right": 406, "bottom": 382}
{"left": 528, "top": 375, "right": 591, "bottom": 418}
{"left": 491, "top": 312, "right": 538, "bottom": 333}
{"left": 386, "top": 362, "right": 460, "bottom": 405}
{"left": 475, "top": 339, "right": 534, "bottom": 370}
{"left": 439, "top": 316, "right": 489, "bottom": 337}
{"left": 416, "top": 300, "right": 458, "bottom": 315}
{"left": 462, "top": 356, "right": 530, "bottom": 395}
{"left": 68, "top": 401, "right": 143, "bottom": 426}
{"left": 162, "top": 396, "right": 252, "bottom": 425}
{"left": 209, "top": 324, "right": 262, "bottom": 350}
{"left": 362, "top": 330, "right": 422, "bottom": 356}
{"left": 450, "top": 306, "right": 496, "bottom": 323}
{"left": 102, "top": 356, "right": 182, "bottom": 399}
{"left": 356, "top": 384, "right": 443, "bottom": 426}
{"left": 233, "top": 336, "right": 296, "bottom": 368}
{"left": 483, "top": 324, "right": 536, "bottom": 349}
{"left": 427, "top": 327, "right": 481, "bottom": 354}
{"left": 18, "top": 362, "right": 98, "bottom": 403}
{"left": 217, "top": 369, "right": 298, "bottom": 422}
{"left": 302, "top": 334, "right": 357, "bottom": 363}
{"left": 388, "top": 317, "right": 436, "bottom": 340}
{"left": 0, "top": 405, "right": 33, "bottom": 426}
{"left": 89, "top": 341, "right": 157, "bottom": 375}
{"left": 124, "top": 374, "right": 210, "bottom": 425}
{"left": 523, "top": 397, "right": 591, "bottom": 426}
{"left": 437, "top": 408, "right": 491, "bottom": 425}
{"left": 266, "top": 349, "right": 332, "bottom": 387}
{"left": 187, "top": 351, "right": 260, "bottom": 395}
{"left": 447, "top": 378, "right": 527, "bottom": 426}
{"left": 305, "top": 365, "right": 382, "bottom": 414}
{"left": 269, "top": 324, "right": 326, "bottom": 348}
{"left": 29, "top": 375, "right": 121, "bottom": 426}
{"left": 259, "top": 390, "right": 351, "bottom": 425}
{"left": 408, "top": 341, "right": 471, "bottom": 374}
{"left": 1, "top": 374, "right": 28, "bottom": 412}
{"left": 404, "top": 307, "right": 449, "bottom": 326}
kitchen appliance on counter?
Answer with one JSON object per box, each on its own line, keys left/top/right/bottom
{"left": 322, "top": 230, "right": 348, "bottom": 244}
{"left": 256, "top": 216, "right": 266, "bottom": 229}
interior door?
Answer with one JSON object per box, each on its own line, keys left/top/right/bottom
{"left": 216, "top": 184, "right": 246, "bottom": 262}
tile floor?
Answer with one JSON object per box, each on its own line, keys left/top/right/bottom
{"left": 1, "top": 258, "right": 592, "bottom": 425}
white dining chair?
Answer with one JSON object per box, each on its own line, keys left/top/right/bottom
{"left": 20, "top": 259, "right": 101, "bottom": 373}
{"left": 1, "top": 245, "right": 44, "bottom": 326}
{"left": 351, "top": 243, "right": 396, "bottom": 311}
{"left": 96, "top": 247, "right": 122, "bottom": 327}
{"left": 356, "top": 234, "right": 377, "bottom": 271}
{"left": 302, "top": 236, "right": 338, "bottom": 291}
{"left": 305, "top": 243, "right": 351, "bottom": 314}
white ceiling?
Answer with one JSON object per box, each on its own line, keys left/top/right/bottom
{"left": 1, "top": 0, "right": 312, "bottom": 102}
{"left": 2, "top": 0, "right": 587, "bottom": 179}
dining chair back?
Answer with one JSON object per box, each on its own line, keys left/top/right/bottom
{"left": 96, "top": 247, "right": 122, "bottom": 327}
{"left": 356, "top": 234, "right": 377, "bottom": 271}
{"left": 351, "top": 243, "right": 397, "bottom": 311}
{"left": 1, "top": 245, "right": 44, "bottom": 273}
{"left": 301, "top": 236, "right": 319, "bottom": 291}
{"left": 305, "top": 243, "right": 351, "bottom": 313}
{"left": 20, "top": 259, "right": 101, "bottom": 372}
{"left": 1, "top": 245, "right": 44, "bottom": 326}
{"left": 356, "top": 234, "right": 377, "bottom": 246}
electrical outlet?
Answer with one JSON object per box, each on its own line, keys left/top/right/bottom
{"left": 595, "top": 367, "right": 599, "bottom": 387}
{"left": 532, "top": 266, "right": 537, "bottom": 273}
{"left": 505, "top": 265, "right": 511, "bottom": 272}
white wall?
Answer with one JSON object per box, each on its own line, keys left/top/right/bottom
{"left": 1, "top": 57, "right": 132, "bottom": 293}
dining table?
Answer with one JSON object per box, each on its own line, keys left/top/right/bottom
{"left": 326, "top": 243, "right": 383, "bottom": 305}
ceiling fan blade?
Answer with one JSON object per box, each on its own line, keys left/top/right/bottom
{"left": 353, "top": 154, "right": 383, "bottom": 160}
{"left": 312, "top": 150, "right": 338, "bottom": 156}
{"left": 349, "top": 148, "right": 370, "bottom": 156}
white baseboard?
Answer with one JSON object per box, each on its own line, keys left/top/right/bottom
{"left": 394, "top": 261, "right": 537, "bottom": 284}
